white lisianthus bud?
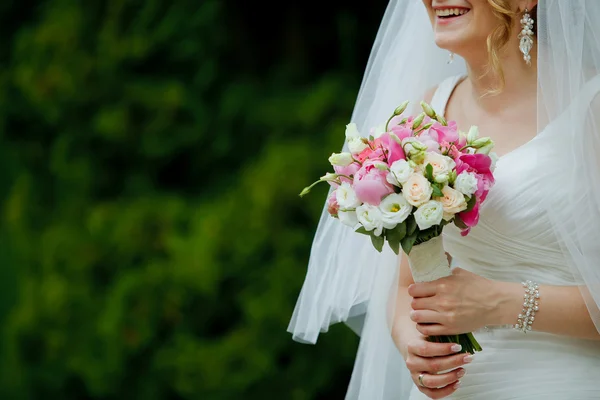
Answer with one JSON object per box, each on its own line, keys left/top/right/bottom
{"left": 394, "top": 100, "right": 410, "bottom": 116}
{"left": 356, "top": 204, "right": 385, "bottom": 236}
{"left": 336, "top": 182, "right": 361, "bottom": 209}
{"left": 489, "top": 152, "right": 499, "bottom": 172}
{"left": 476, "top": 142, "right": 494, "bottom": 155}
{"left": 320, "top": 172, "right": 339, "bottom": 182}
{"left": 438, "top": 186, "right": 468, "bottom": 221}
{"left": 411, "top": 112, "right": 426, "bottom": 129}
{"left": 420, "top": 101, "right": 436, "bottom": 118}
{"left": 408, "top": 160, "right": 418, "bottom": 169}
{"left": 434, "top": 173, "right": 449, "bottom": 184}
{"left": 453, "top": 172, "right": 478, "bottom": 196}
{"left": 379, "top": 193, "right": 413, "bottom": 228}
{"left": 413, "top": 200, "right": 444, "bottom": 230}
{"left": 328, "top": 152, "right": 354, "bottom": 167}
{"left": 338, "top": 209, "right": 360, "bottom": 229}
{"left": 467, "top": 126, "right": 479, "bottom": 144}
{"left": 402, "top": 173, "right": 433, "bottom": 206}
{"left": 374, "top": 162, "right": 389, "bottom": 172}
{"left": 472, "top": 137, "right": 492, "bottom": 148}
{"left": 387, "top": 159, "right": 414, "bottom": 186}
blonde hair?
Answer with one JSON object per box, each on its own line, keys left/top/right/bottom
{"left": 485, "top": 0, "right": 537, "bottom": 94}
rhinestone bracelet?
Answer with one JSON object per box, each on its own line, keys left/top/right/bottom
{"left": 514, "top": 280, "right": 540, "bottom": 333}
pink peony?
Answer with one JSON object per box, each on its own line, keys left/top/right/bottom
{"left": 458, "top": 201, "right": 480, "bottom": 236}
{"left": 356, "top": 146, "right": 385, "bottom": 163}
{"left": 429, "top": 121, "right": 459, "bottom": 143}
{"left": 327, "top": 190, "right": 340, "bottom": 217}
{"left": 353, "top": 160, "right": 395, "bottom": 206}
{"left": 415, "top": 132, "right": 442, "bottom": 153}
{"left": 457, "top": 153, "right": 491, "bottom": 173}
{"left": 389, "top": 125, "right": 413, "bottom": 142}
{"left": 378, "top": 132, "right": 406, "bottom": 164}
{"left": 334, "top": 162, "right": 361, "bottom": 185}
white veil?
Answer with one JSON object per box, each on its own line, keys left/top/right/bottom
{"left": 288, "top": 1, "right": 600, "bottom": 398}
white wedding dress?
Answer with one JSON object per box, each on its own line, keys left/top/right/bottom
{"left": 409, "top": 75, "right": 600, "bottom": 399}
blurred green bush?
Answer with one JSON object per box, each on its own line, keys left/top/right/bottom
{"left": 0, "top": 1, "right": 386, "bottom": 398}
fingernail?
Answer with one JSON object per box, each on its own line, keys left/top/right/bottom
{"left": 463, "top": 355, "right": 474, "bottom": 364}
{"left": 457, "top": 369, "right": 466, "bottom": 378}
{"left": 451, "top": 344, "right": 462, "bottom": 352}
{"left": 454, "top": 381, "right": 462, "bottom": 390}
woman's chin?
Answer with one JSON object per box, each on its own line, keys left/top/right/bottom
{"left": 434, "top": 34, "right": 469, "bottom": 55}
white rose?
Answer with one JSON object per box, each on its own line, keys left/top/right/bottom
{"left": 338, "top": 209, "right": 359, "bottom": 229}
{"left": 345, "top": 123, "right": 368, "bottom": 154}
{"left": 467, "top": 125, "right": 479, "bottom": 143}
{"left": 379, "top": 193, "right": 413, "bottom": 228}
{"left": 356, "top": 204, "right": 384, "bottom": 236}
{"left": 348, "top": 137, "right": 368, "bottom": 154}
{"left": 489, "top": 152, "right": 499, "bottom": 172}
{"left": 438, "top": 186, "right": 468, "bottom": 221}
{"left": 387, "top": 159, "right": 414, "bottom": 186}
{"left": 423, "top": 152, "right": 456, "bottom": 179}
{"left": 328, "top": 152, "right": 354, "bottom": 167}
{"left": 402, "top": 173, "right": 433, "bottom": 206}
{"left": 454, "top": 172, "right": 478, "bottom": 196}
{"left": 336, "top": 182, "right": 361, "bottom": 209}
{"left": 345, "top": 123, "right": 360, "bottom": 139}
{"left": 413, "top": 200, "right": 444, "bottom": 230}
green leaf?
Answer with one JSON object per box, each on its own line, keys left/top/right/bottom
{"left": 425, "top": 163, "right": 434, "bottom": 181}
{"left": 432, "top": 184, "right": 443, "bottom": 198}
{"left": 355, "top": 226, "right": 370, "bottom": 236}
{"left": 401, "top": 232, "right": 417, "bottom": 255}
{"left": 369, "top": 135, "right": 375, "bottom": 141}
{"left": 387, "top": 238, "right": 400, "bottom": 255}
{"left": 406, "top": 215, "right": 417, "bottom": 236}
{"left": 386, "top": 222, "right": 406, "bottom": 242}
{"left": 465, "top": 195, "right": 477, "bottom": 212}
{"left": 370, "top": 233, "right": 385, "bottom": 252}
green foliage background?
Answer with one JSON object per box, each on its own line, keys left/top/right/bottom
{"left": 0, "top": 1, "right": 386, "bottom": 398}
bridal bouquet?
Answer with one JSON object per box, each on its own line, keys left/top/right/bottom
{"left": 300, "top": 100, "right": 497, "bottom": 354}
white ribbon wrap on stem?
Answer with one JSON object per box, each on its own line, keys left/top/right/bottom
{"left": 407, "top": 235, "right": 451, "bottom": 283}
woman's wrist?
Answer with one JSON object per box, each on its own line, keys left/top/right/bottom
{"left": 488, "top": 280, "right": 525, "bottom": 326}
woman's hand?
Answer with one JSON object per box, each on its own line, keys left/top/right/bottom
{"left": 405, "top": 335, "right": 471, "bottom": 399}
{"left": 408, "top": 267, "right": 508, "bottom": 336}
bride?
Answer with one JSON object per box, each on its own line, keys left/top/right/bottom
{"left": 289, "top": 1, "right": 600, "bottom": 399}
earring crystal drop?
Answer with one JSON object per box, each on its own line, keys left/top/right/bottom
{"left": 447, "top": 52, "right": 454, "bottom": 65}
{"left": 518, "top": 9, "right": 534, "bottom": 66}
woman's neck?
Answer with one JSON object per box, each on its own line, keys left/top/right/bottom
{"left": 461, "top": 43, "right": 538, "bottom": 113}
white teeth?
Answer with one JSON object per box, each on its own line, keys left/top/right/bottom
{"left": 435, "top": 8, "right": 469, "bottom": 17}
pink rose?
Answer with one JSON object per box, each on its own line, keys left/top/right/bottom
{"left": 353, "top": 160, "right": 395, "bottom": 206}
{"left": 327, "top": 190, "right": 340, "bottom": 217}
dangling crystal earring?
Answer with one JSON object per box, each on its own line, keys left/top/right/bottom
{"left": 447, "top": 52, "right": 454, "bottom": 65}
{"left": 518, "top": 9, "right": 534, "bottom": 66}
